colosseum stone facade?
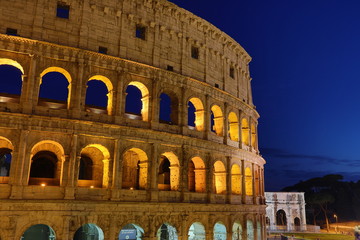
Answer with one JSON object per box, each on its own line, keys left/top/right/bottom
{"left": 0, "top": 0, "right": 266, "bottom": 239}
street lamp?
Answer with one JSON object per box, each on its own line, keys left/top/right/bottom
{"left": 334, "top": 214, "right": 338, "bottom": 233}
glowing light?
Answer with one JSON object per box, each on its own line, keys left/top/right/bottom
{"left": 90, "top": 185, "right": 94, "bottom": 188}
{"left": 130, "top": 187, "right": 134, "bottom": 190}
{"left": 41, "top": 183, "right": 46, "bottom": 187}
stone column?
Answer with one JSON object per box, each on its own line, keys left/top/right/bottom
{"left": 223, "top": 103, "right": 228, "bottom": 144}
{"left": 111, "top": 139, "right": 121, "bottom": 200}
{"left": 241, "top": 160, "right": 246, "bottom": 204}
{"left": 149, "top": 143, "right": 159, "bottom": 201}
{"left": 21, "top": 54, "right": 37, "bottom": 114}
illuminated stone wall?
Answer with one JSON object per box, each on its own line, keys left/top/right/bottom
{"left": 0, "top": 0, "right": 266, "bottom": 239}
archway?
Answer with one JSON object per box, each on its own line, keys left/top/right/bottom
{"left": 231, "top": 164, "right": 241, "bottom": 195}
{"left": 85, "top": 75, "right": 112, "bottom": 114}
{"left": 73, "top": 223, "right": 104, "bottom": 240}
{"left": 188, "top": 157, "right": 206, "bottom": 193}
{"left": 122, "top": 148, "right": 148, "bottom": 190}
{"left": 214, "top": 161, "right": 226, "bottom": 194}
{"left": 21, "top": 224, "right": 56, "bottom": 240}
{"left": 210, "top": 105, "right": 223, "bottom": 136}
{"left": 294, "top": 217, "right": 301, "bottom": 231}
{"left": 241, "top": 119, "right": 249, "bottom": 146}
{"left": 125, "top": 81, "right": 150, "bottom": 121}
{"left": 246, "top": 220, "right": 254, "bottom": 240}
{"left": 188, "top": 98, "right": 204, "bottom": 131}
{"left": 158, "top": 152, "right": 179, "bottom": 191}
{"left": 0, "top": 137, "right": 14, "bottom": 184}
{"left": 38, "top": 67, "right": 71, "bottom": 109}
{"left": 119, "top": 224, "right": 144, "bottom": 240}
{"left": 232, "top": 222, "right": 242, "bottom": 240}
{"left": 0, "top": 58, "right": 23, "bottom": 102}
{"left": 213, "top": 222, "right": 226, "bottom": 240}
{"left": 188, "top": 222, "right": 205, "bottom": 240}
{"left": 228, "top": 112, "right": 239, "bottom": 141}
{"left": 159, "top": 92, "right": 178, "bottom": 125}
{"left": 245, "top": 167, "right": 253, "bottom": 196}
{"left": 78, "top": 144, "right": 110, "bottom": 188}
{"left": 276, "top": 210, "right": 287, "bottom": 227}
{"left": 157, "top": 223, "right": 178, "bottom": 240}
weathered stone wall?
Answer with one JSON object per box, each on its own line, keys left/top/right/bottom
{"left": 0, "top": 0, "right": 252, "bottom": 104}
{"left": 0, "top": 0, "right": 266, "bottom": 239}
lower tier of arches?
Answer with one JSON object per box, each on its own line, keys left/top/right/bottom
{"left": 0, "top": 201, "right": 266, "bottom": 240}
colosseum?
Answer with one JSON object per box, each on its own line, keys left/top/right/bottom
{"left": 0, "top": 0, "right": 266, "bottom": 239}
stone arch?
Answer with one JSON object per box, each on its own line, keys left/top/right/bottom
{"left": 0, "top": 58, "right": 24, "bottom": 99}
{"left": 210, "top": 105, "right": 224, "bottom": 136}
{"left": 159, "top": 90, "right": 179, "bottom": 125}
{"left": 241, "top": 118, "right": 250, "bottom": 146}
{"left": 245, "top": 167, "right": 253, "bottom": 196}
{"left": 29, "top": 140, "right": 65, "bottom": 186}
{"left": 231, "top": 164, "right": 241, "bottom": 195}
{"left": 276, "top": 209, "right": 287, "bottom": 226}
{"left": 246, "top": 220, "right": 254, "bottom": 240}
{"left": 125, "top": 81, "right": 150, "bottom": 121}
{"left": 39, "top": 67, "right": 72, "bottom": 109}
{"left": 21, "top": 224, "right": 56, "bottom": 239}
{"left": 188, "top": 156, "right": 206, "bottom": 193}
{"left": 254, "top": 169, "right": 260, "bottom": 196}
{"left": 251, "top": 123, "right": 257, "bottom": 148}
{"left": 158, "top": 152, "right": 179, "bottom": 191}
{"left": 213, "top": 222, "right": 226, "bottom": 240}
{"left": 0, "top": 137, "right": 14, "bottom": 182}
{"left": 157, "top": 223, "right": 178, "bottom": 240}
{"left": 85, "top": 75, "right": 114, "bottom": 115}
{"left": 119, "top": 223, "right": 144, "bottom": 240}
{"left": 78, "top": 144, "right": 111, "bottom": 188}
{"left": 188, "top": 97, "right": 204, "bottom": 131}
{"left": 256, "top": 221, "right": 261, "bottom": 240}
{"left": 213, "top": 161, "right": 226, "bottom": 194}
{"left": 188, "top": 222, "right": 205, "bottom": 240}
{"left": 74, "top": 223, "right": 104, "bottom": 240}
{"left": 232, "top": 221, "right": 242, "bottom": 240}
{"left": 294, "top": 217, "right": 301, "bottom": 231}
{"left": 122, "top": 147, "right": 148, "bottom": 190}
{"left": 228, "top": 112, "right": 239, "bottom": 141}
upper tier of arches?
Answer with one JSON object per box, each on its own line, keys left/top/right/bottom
{"left": 0, "top": 54, "right": 259, "bottom": 153}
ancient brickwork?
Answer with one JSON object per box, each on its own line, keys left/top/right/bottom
{"left": 0, "top": 0, "right": 266, "bottom": 239}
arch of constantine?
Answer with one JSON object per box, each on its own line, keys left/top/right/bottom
{"left": 0, "top": 0, "right": 266, "bottom": 239}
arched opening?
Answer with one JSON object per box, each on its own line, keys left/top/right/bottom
{"left": 188, "top": 98, "right": 204, "bottom": 131}
{"left": 122, "top": 148, "right": 148, "bottom": 190}
{"left": 251, "top": 124, "right": 257, "bottom": 148}
{"left": 188, "top": 157, "right": 206, "bottom": 193}
{"left": 29, "top": 151, "right": 59, "bottom": 186}
{"left": 0, "top": 148, "right": 12, "bottom": 184}
{"left": 213, "top": 161, "right": 226, "bottom": 194}
{"left": 85, "top": 76, "right": 112, "bottom": 114}
{"left": 265, "top": 217, "right": 270, "bottom": 227}
{"left": 213, "top": 222, "right": 226, "bottom": 240}
{"left": 232, "top": 222, "right": 242, "bottom": 240}
{"left": 254, "top": 169, "right": 260, "bottom": 196}
{"left": 228, "top": 112, "right": 239, "bottom": 141}
{"left": 74, "top": 223, "right": 104, "bottom": 240}
{"left": 78, "top": 144, "right": 110, "bottom": 188}
{"left": 276, "top": 210, "right": 287, "bottom": 227}
{"left": 158, "top": 152, "right": 179, "bottom": 191}
{"left": 256, "top": 221, "right": 261, "bottom": 240}
{"left": 119, "top": 224, "right": 144, "bottom": 240}
{"left": 188, "top": 222, "right": 205, "bottom": 240}
{"left": 38, "top": 67, "right": 71, "bottom": 109}
{"left": 231, "top": 164, "right": 241, "bottom": 195}
{"left": 159, "top": 92, "right": 178, "bottom": 125}
{"left": 125, "top": 81, "right": 150, "bottom": 121}
{"left": 245, "top": 167, "right": 253, "bottom": 196}
{"left": 157, "top": 223, "right": 178, "bottom": 240}
{"left": 210, "top": 105, "right": 223, "bottom": 136}
{"left": 246, "top": 220, "right": 254, "bottom": 240}
{"left": 21, "top": 224, "right": 56, "bottom": 240}
{"left": 294, "top": 217, "right": 301, "bottom": 231}
{"left": 0, "top": 59, "right": 24, "bottom": 103}
{"left": 241, "top": 119, "right": 250, "bottom": 146}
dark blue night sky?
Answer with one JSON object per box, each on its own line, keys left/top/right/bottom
{"left": 168, "top": 0, "right": 360, "bottom": 191}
